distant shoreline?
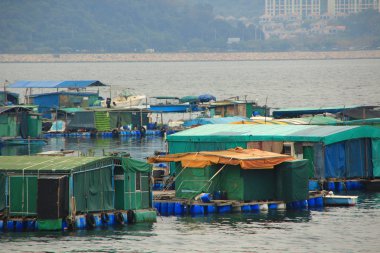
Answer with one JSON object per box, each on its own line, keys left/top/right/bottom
{"left": 0, "top": 50, "right": 380, "bottom": 63}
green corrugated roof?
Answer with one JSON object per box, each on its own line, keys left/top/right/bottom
{"left": 0, "top": 156, "right": 113, "bottom": 173}
{"left": 167, "top": 124, "right": 380, "bottom": 145}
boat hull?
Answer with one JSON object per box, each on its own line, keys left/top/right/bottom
{"left": 324, "top": 195, "right": 358, "bottom": 206}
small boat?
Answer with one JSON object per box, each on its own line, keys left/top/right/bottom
{"left": 149, "top": 96, "right": 200, "bottom": 113}
{"left": 101, "top": 89, "right": 146, "bottom": 108}
{"left": 1, "top": 137, "right": 48, "bottom": 145}
{"left": 323, "top": 192, "right": 358, "bottom": 206}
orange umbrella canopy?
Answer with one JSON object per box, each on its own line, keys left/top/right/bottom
{"left": 148, "top": 147, "right": 294, "bottom": 169}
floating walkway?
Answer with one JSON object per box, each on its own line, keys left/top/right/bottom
{"left": 153, "top": 190, "right": 328, "bottom": 217}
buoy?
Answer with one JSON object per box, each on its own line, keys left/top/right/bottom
{"left": 154, "top": 202, "right": 161, "bottom": 213}
{"left": 308, "top": 198, "right": 316, "bottom": 207}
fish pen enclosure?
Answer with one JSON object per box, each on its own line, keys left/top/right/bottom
{"left": 0, "top": 156, "right": 156, "bottom": 232}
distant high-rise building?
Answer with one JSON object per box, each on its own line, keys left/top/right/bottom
{"left": 327, "top": 0, "right": 380, "bottom": 16}
{"left": 264, "top": 0, "right": 380, "bottom": 18}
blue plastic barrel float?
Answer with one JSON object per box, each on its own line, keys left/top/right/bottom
{"left": 190, "top": 205, "right": 204, "bottom": 215}
{"left": 315, "top": 197, "right": 324, "bottom": 207}
{"left": 7, "top": 220, "right": 14, "bottom": 231}
{"left": 218, "top": 205, "right": 232, "bottom": 213}
{"left": 174, "top": 203, "right": 184, "bottom": 215}
{"left": 299, "top": 200, "right": 308, "bottom": 209}
{"left": 154, "top": 202, "right": 161, "bottom": 213}
{"left": 307, "top": 198, "right": 316, "bottom": 207}
{"left": 75, "top": 216, "right": 86, "bottom": 229}
{"left": 250, "top": 204, "right": 260, "bottom": 212}
{"left": 268, "top": 203, "right": 278, "bottom": 210}
{"left": 0, "top": 220, "right": 3, "bottom": 231}
{"left": 292, "top": 201, "right": 301, "bottom": 209}
{"left": 345, "top": 180, "right": 354, "bottom": 190}
{"left": 161, "top": 202, "right": 169, "bottom": 215}
{"left": 335, "top": 181, "right": 344, "bottom": 192}
{"left": 94, "top": 215, "right": 102, "bottom": 227}
{"left": 15, "top": 220, "right": 24, "bottom": 232}
{"left": 200, "top": 193, "right": 212, "bottom": 203}
{"left": 207, "top": 205, "right": 217, "bottom": 214}
{"left": 167, "top": 203, "right": 175, "bottom": 215}
{"left": 241, "top": 205, "right": 251, "bottom": 212}
{"left": 213, "top": 191, "right": 222, "bottom": 200}
{"left": 326, "top": 181, "right": 335, "bottom": 191}
{"left": 107, "top": 213, "right": 115, "bottom": 225}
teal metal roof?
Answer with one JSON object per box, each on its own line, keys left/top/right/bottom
{"left": 167, "top": 124, "right": 380, "bottom": 145}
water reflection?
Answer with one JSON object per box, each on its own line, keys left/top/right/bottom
{"left": 0, "top": 136, "right": 167, "bottom": 160}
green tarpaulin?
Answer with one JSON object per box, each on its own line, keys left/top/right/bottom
{"left": 38, "top": 219, "right": 62, "bottom": 231}
{"left": 73, "top": 167, "right": 114, "bottom": 212}
{"left": 122, "top": 158, "right": 152, "bottom": 173}
{"left": 0, "top": 173, "right": 5, "bottom": 211}
{"left": 9, "top": 176, "right": 37, "bottom": 216}
{"left": 275, "top": 160, "right": 309, "bottom": 202}
{"left": 372, "top": 139, "right": 380, "bottom": 177}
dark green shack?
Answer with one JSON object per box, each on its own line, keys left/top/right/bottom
{"left": 0, "top": 156, "right": 156, "bottom": 231}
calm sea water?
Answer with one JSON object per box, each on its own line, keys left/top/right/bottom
{"left": 1, "top": 59, "right": 380, "bottom": 252}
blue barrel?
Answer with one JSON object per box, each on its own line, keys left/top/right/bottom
{"left": 154, "top": 202, "right": 161, "bottom": 213}
{"left": 355, "top": 181, "right": 364, "bottom": 190}
{"left": 213, "top": 191, "right": 222, "bottom": 200}
{"left": 14, "top": 220, "right": 24, "bottom": 232}
{"left": 76, "top": 216, "right": 86, "bottom": 229}
{"left": 268, "top": 203, "right": 278, "bottom": 210}
{"left": 292, "top": 201, "right": 301, "bottom": 209}
{"left": 0, "top": 220, "right": 3, "bottom": 231}
{"left": 241, "top": 205, "right": 251, "bottom": 212}
{"left": 307, "top": 198, "right": 316, "bottom": 207}
{"left": 174, "top": 203, "right": 184, "bottom": 215}
{"left": 190, "top": 205, "right": 204, "bottom": 215}
{"left": 345, "top": 181, "right": 354, "bottom": 190}
{"left": 122, "top": 213, "right": 128, "bottom": 224}
{"left": 218, "top": 205, "right": 232, "bottom": 213}
{"left": 94, "top": 215, "right": 102, "bottom": 227}
{"left": 308, "top": 180, "right": 319, "bottom": 191}
{"left": 335, "top": 181, "right": 344, "bottom": 192}
{"left": 107, "top": 213, "right": 115, "bottom": 225}
{"left": 168, "top": 202, "right": 175, "bottom": 215}
{"left": 251, "top": 204, "right": 260, "bottom": 212}
{"left": 200, "top": 193, "right": 212, "bottom": 203}
{"left": 315, "top": 197, "right": 324, "bottom": 207}
{"left": 326, "top": 181, "right": 335, "bottom": 191}
{"left": 286, "top": 203, "right": 293, "bottom": 209}
{"left": 161, "top": 202, "right": 169, "bottom": 215}
{"left": 207, "top": 205, "right": 217, "bottom": 214}
{"left": 62, "top": 219, "right": 68, "bottom": 230}
{"left": 7, "top": 220, "right": 14, "bottom": 231}
{"left": 299, "top": 200, "right": 308, "bottom": 209}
